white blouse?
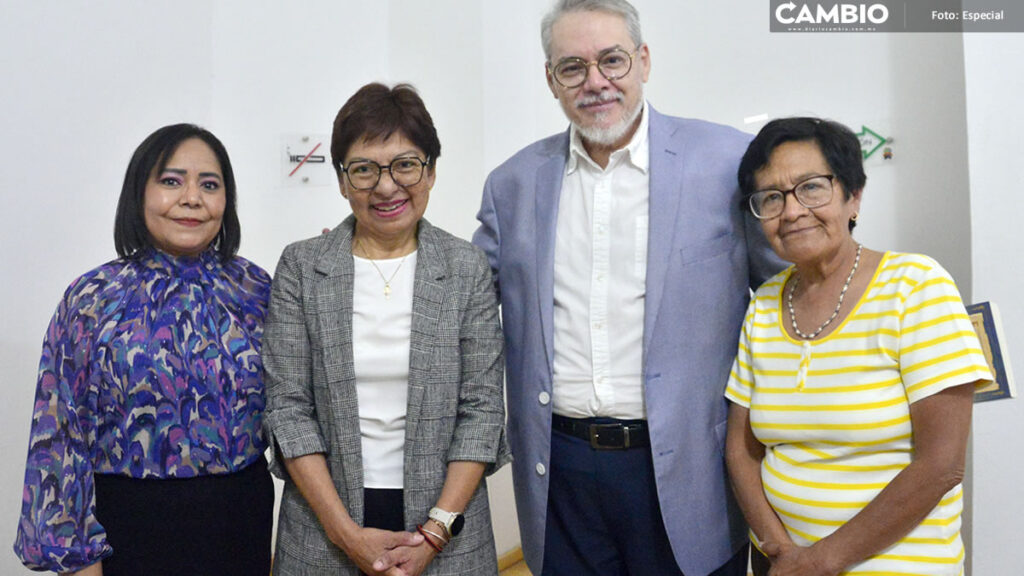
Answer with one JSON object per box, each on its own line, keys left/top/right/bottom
{"left": 352, "top": 251, "right": 417, "bottom": 488}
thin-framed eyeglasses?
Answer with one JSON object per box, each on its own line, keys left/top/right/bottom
{"left": 749, "top": 174, "right": 835, "bottom": 220}
{"left": 547, "top": 46, "right": 640, "bottom": 89}
{"left": 339, "top": 156, "right": 430, "bottom": 191}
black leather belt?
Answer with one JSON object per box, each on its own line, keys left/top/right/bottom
{"left": 552, "top": 414, "right": 650, "bottom": 450}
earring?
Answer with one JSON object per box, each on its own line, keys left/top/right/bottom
{"left": 851, "top": 212, "right": 859, "bottom": 222}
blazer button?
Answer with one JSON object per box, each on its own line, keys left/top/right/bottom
{"left": 538, "top": 391, "right": 550, "bottom": 405}
{"left": 535, "top": 463, "right": 546, "bottom": 476}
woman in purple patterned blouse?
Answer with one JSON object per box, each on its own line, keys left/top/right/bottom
{"left": 14, "top": 124, "right": 273, "bottom": 575}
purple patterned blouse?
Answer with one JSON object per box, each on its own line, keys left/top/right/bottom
{"left": 14, "top": 249, "right": 271, "bottom": 572}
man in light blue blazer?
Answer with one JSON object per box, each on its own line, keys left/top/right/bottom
{"left": 472, "top": 1, "right": 783, "bottom": 575}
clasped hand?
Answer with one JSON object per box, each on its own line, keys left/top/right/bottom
{"left": 761, "top": 541, "right": 839, "bottom": 576}
{"left": 337, "top": 526, "right": 434, "bottom": 576}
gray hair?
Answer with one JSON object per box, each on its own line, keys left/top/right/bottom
{"left": 541, "top": 0, "right": 644, "bottom": 61}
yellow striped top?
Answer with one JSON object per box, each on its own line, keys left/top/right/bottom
{"left": 725, "top": 252, "right": 992, "bottom": 575}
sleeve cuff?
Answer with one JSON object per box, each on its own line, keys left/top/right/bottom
{"left": 447, "top": 424, "right": 512, "bottom": 476}
{"left": 15, "top": 538, "right": 112, "bottom": 573}
{"left": 263, "top": 412, "right": 328, "bottom": 479}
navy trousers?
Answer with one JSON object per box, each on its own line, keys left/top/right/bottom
{"left": 541, "top": 425, "right": 748, "bottom": 576}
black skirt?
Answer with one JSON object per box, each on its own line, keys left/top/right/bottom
{"left": 93, "top": 456, "right": 273, "bottom": 576}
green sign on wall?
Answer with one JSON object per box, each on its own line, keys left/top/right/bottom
{"left": 857, "top": 125, "right": 888, "bottom": 159}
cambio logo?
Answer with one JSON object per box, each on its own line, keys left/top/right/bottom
{"left": 775, "top": 2, "right": 890, "bottom": 25}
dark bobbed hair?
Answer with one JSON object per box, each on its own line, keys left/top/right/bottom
{"left": 330, "top": 83, "right": 441, "bottom": 174}
{"left": 738, "top": 117, "right": 866, "bottom": 231}
{"left": 114, "top": 123, "right": 240, "bottom": 261}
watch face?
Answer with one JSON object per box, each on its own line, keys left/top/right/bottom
{"left": 450, "top": 513, "right": 465, "bottom": 536}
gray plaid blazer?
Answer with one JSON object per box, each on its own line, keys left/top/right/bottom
{"left": 263, "top": 216, "right": 510, "bottom": 575}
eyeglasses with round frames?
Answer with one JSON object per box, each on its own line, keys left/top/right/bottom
{"left": 548, "top": 46, "right": 640, "bottom": 89}
{"left": 339, "top": 156, "right": 430, "bottom": 191}
{"left": 749, "top": 174, "right": 835, "bottom": 220}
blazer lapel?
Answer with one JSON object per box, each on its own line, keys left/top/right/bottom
{"left": 405, "top": 219, "right": 446, "bottom": 442}
{"left": 313, "top": 216, "right": 357, "bottom": 389}
{"left": 312, "top": 217, "right": 365, "bottom": 497}
{"left": 644, "top": 107, "right": 689, "bottom": 362}
{"left": 535, "top": 134, "right": 569, "bottom": 375}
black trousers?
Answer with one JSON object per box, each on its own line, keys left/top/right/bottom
{"left": 751, "top": 546, "right": 772, "bottom": 576}
{"left": 360, "top": 488, "right": 405, "bottom": 576}
{"left": 363, "top": 487, "right": 404, "bottom": 531}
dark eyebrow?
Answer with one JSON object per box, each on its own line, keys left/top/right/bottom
{"left": 346, "top": 151, "right": 423, "bottom": 164}
{"left": 160, "top": 168, "right": 222, "bottom": 181}
{"left": 757, "top": 172, "right": 826, "bottom": 192}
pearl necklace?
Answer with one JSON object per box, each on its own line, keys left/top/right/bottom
{"left": 787, "top": 243, "right": 862, "bottom": 340}
{"left": 356, "top": 239, "right": 410, "bottom": 300}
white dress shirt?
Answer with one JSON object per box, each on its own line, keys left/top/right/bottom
{"left": 352, "top": 251, "right": 417, "bottom": 488}
{"left": 551, "top": 102, "right": 650, "bottom": 419}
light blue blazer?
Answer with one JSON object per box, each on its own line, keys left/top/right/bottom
{"left": 472, "top": 106, "right": 783, "bottom": 576}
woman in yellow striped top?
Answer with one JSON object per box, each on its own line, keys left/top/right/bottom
{"left": 724, "top": 117, "right": 992, "bottom": 576}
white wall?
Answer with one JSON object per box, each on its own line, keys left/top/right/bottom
{"left": 0, "top": 1, "right": 1006, "bottom": 574}
{"left": 208, "top": 0, "right": 390, "bottom": 271}
{"left": 963, "top": 33, "right": 1024, "bottom": 575}
{"left": 0, "top": 3, "right": 214, "bottom": 573}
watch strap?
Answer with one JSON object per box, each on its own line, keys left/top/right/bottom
{"left": 428, "top": 506, "right": 463, "bottom": 538}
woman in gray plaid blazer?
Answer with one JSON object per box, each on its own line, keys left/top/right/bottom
{"left": 263, "top": 83, "right": 510, "bottom": 576}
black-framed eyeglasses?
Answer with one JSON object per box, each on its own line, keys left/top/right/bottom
{"left": 547, "top": 46, "right": 640, "bottom": 89}
{"left": 339, "top": 156, "right": 430, "bottom": 191}
{"left": 749, "top": 174, "right": 835, "bottom": 220}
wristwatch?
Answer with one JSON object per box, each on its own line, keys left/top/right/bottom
{"left": 428, "top": 506, "right": 465, "bottom": 538}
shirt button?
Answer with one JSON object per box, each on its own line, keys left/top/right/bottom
{"left": 536, "top": 463, "right": 546, "bottom": 476}
{"left": 538, "top": 391, "right": 550, "bottom": 405}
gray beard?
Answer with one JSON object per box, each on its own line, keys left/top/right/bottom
{"left": 574, "top": 95, "right": 644, "bottom": 148}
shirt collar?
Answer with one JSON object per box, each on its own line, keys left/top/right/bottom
{"left": 567, "top": 100, "right": 650, "bottom": 174}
